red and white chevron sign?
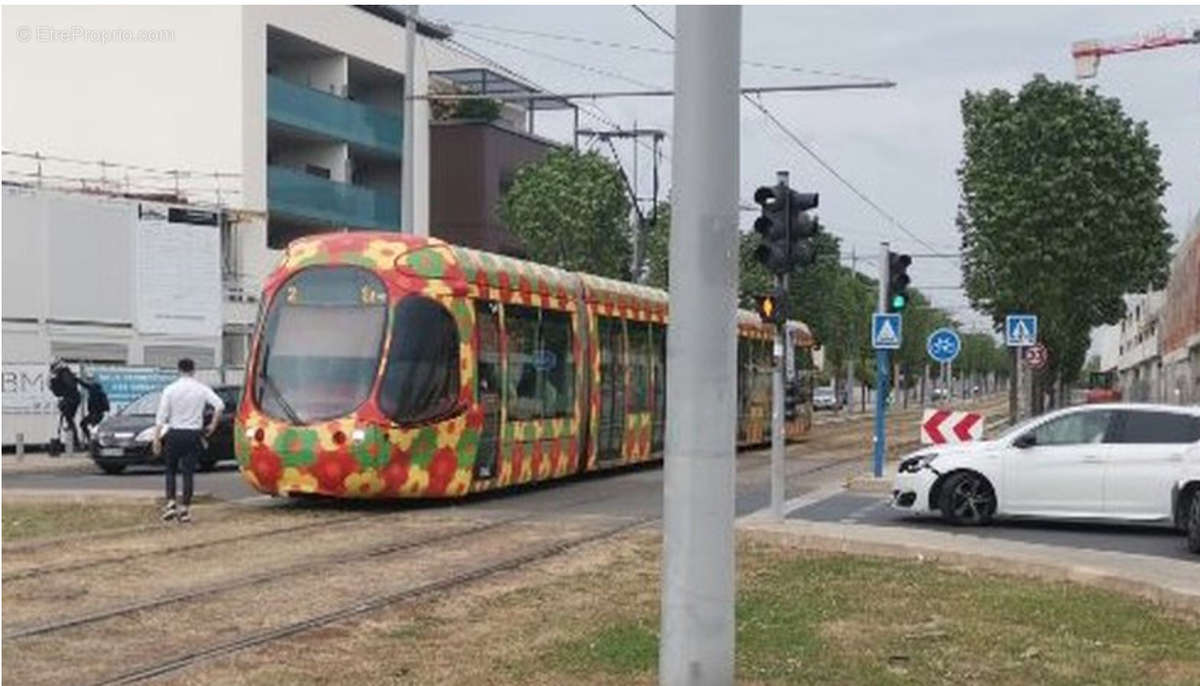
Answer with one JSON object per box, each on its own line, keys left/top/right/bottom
{"left": 921, "top": 409, "right": 984, "bottom": 444}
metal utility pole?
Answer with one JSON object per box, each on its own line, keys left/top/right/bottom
{"left": 660, "top": 7, "right": 740, "bottom": 686}
{"left": 873, "top": 242, "right": 890, "bottom": 478}
{"left": 401, "top": 5, "right": 418, "bottom": 234}
{"left": 770, "top": 171, "right": 789, "bottom": 520}
{"left": 846, "top": 247, "right": 856, "bottom": 414}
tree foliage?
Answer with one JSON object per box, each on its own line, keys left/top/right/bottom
{"left": 643, "top": 202, "right": 671, "bottom": 289}
{"left": 957, "top": 75, "right": 1173, "bottom": 390}
{"left": 499, "top": 149, "right": 633, "bottom": 280}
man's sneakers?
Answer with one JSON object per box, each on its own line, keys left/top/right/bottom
{"left": 161, "top": 501, "right": 177, "bottom": 522}
{"left": 178, "top": 506, "right": 192, "bottom": 524}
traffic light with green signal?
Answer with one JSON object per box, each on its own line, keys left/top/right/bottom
{"left": 887, "top": 251, "right": 912, "bottom": 312}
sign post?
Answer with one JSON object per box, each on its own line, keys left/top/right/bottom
{"left": 871, "top": 242, "right": 900, "bottom": 478}
{"left": 1005, "top": 314, "right": 1038, "bottom": 423}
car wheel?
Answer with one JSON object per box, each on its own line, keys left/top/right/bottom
{"left": 97, "top": 462, "right": 126, "bottom": 475}
{"left": 938, "top": 471, "right": 995, "bottom": 526}
{"left": 1187, "top": 492, "right": 1200, "bottom": 555}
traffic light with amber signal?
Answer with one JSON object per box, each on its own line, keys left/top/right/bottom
{"left": 755, "top": 286, "right": 788, "bottom": 325}
{"left": 887, "top": 251, "right": 912, "bottom": 313}
{"left": 753, "top": 183, "right": 819, "bottom": 275}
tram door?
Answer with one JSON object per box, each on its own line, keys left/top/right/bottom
{"left": 597, "top": 316, "right": 626, "bottom": 462}
{"left": 474, "top": 301, "right": 502, "bottom": 479}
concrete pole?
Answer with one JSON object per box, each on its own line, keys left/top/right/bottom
{"left": 660, "top": 7, "right": 740, "bottom": 686}
{"left": 401, "top": 5, "right": 418, "bottom": 234}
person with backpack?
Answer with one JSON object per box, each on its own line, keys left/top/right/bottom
{"left": 78, "top": 373, "right": 110, "bottom": 444}
{"left": 48, "top": 359, "right": 82, "bottom": 451}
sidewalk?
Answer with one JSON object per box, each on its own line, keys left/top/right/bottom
{"left": 739, "top": 515, "right": 1200, "bottom": 617}
{"left": 2, "top": 452, "right": 98, "bottom": 476}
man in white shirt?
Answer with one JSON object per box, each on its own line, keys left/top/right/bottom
{"left": 153, "top": 358, "right": 223, "bottom": 522}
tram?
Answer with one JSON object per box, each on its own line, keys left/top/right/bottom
{"left": 235, "top": 232, "right": 814, "bottom": 499}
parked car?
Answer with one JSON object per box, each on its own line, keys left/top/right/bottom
{"left": 89, "top": 385, "right": 241, "bottom": 474}
{"left": 891, "top": 403, "right": 1200, "bottom": 528}
{"left": 1172, "top": 468, "right": 1200, "bottom": 554}
{"left": 812, "top": 387, "right": 840, "bottom": 411}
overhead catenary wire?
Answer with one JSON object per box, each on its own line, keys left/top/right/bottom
{"left": 627, "top": 5, "right": 951, "bottom": 256}
{"left": 435, "top": 16, "right": 891, "bottom": 83}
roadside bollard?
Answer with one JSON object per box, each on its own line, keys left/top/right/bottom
{"left": 16, "top": 432, "right": 25, "bottom": 462}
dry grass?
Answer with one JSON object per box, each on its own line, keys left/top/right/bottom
{"left": 146, "top": 532, "right": 1200, "bottom": 686}
{"left": 2, "top": 499, "right": 158, "bottom": 541}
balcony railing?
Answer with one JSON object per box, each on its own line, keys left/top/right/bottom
{"left": 267, "top": 165, "right": 399, "bottom": 230}
{"left": 267, "top": 75, "right": 403, "bottom": 156}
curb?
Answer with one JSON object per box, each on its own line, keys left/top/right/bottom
{"left": 739, "top": 520, "right": 1200, "bottom": 618}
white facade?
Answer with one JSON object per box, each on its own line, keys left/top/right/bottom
{"left": 1116, "top": 290, "right": 1165, "bottom": 403}
{"left": 3, "top": 5, "right": 434, "bottom": 319}
{"left": 2, "top": 5, "right": 446, "bottom": 446}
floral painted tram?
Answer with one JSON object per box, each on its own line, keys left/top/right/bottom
{"left": 236, "top": 232, "right": 815, "bottom": 499}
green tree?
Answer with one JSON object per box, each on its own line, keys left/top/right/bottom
{"left": 957, "top": 75, "right": 1173, "bottom": 398}
{"left": 499, "top": 149, "right": 633, "bottom": 280}
{"left": 643, "top": 202, "right": 671, "bottom": 289}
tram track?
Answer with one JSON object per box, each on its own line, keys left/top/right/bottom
{"left": 2, "top": 513, "right": 365, "bottom": 582}
{"left": 79, "top": 514, "right": 654, "bottom": 686}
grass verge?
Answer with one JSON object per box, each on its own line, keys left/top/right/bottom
{"left": 543, "top": 541, "right": 1200, "bottom": 685}
{"left": 2, "top": 500, "right": 157, "bottom": 541}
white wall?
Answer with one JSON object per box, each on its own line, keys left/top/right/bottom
{"left": 2, "top": 5, "right": 245, "bottom": 177}
{"left": 277, "top": 54, "right": 348, "bottom": 96}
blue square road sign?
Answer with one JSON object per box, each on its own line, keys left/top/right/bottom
{"left": 1005, "top": 314, "right": 1038, "bottom": 347}
{"left": 872, "top": 313, "right": 902, "bottom": 350}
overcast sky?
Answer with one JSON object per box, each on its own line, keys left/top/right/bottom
{"left": 426, "top": 5, "right": 1198, "bottom": 335}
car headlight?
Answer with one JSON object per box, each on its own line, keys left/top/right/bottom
{"left": 135, "top": 427, "right": 158, "bottom": 443}
{"left": 898, "top": 453, "right": 938, "bottom": 473}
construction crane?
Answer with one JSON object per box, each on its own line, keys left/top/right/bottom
{"left": 1072, "top": 20, "right": 1200, "bottom": 78}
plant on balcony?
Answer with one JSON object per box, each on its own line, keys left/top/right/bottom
{"left": 499, "top": 148, "right": 633, "bottom": 281}
{"left": 452, "top": 98, "right": 503, "bottom": 122}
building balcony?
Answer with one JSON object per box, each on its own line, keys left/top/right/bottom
{"left": 267, "top": 165, "right": 399, "bottom": 231}
{"left": 267, "top": 75, "right": 402, "bottom": 156}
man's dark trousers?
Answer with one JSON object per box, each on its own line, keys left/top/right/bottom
{"left": 164, "top": 429, "right": 204, "bottom": 506}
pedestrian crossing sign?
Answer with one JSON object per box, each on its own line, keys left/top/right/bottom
{"left": 872, "top": 313, "right": 902, "bottom": 350}
{"left": 1005, "top": 314, "right": 1037, "bottom": 347}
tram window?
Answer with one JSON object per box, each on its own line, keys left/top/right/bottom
{"left": 378, "top": 297, "right": 460, "bottom": 425}
{"left": 476, "top": 301, "right": 501, "bottom": 399}
{"left": 651, "top": 323, "right": 667, "bottom": 451}
{"left": 541, "top": 310, "right": 575, "bottom": 418}
{"left": 505, "top": 305, "right": 542, "bottom": 421}
{"left": 628, "top": 321, "right": 651, "bottom": 412}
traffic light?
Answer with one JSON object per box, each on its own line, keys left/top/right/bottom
{"left": 784, "top": 381, "right": 801, "bottom": 422}
{"left": 755, "top": 285, "right": 788, "bottom": 325}
{"left": 753, "top": 183, "right": 819, "bottom": 275}
{"left": 887, "top": 251, "right": 912, "bottom": 312}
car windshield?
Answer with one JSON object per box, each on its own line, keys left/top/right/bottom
{"left": 254, "top": 266, "right": 388, "bottom": 424}
{"left": 993, "top": 413, "right": 1046, "bottom": 442}
{"left": 814, "top": 389, "right": 834, "bottom": 398}
{"left": 121, "top": 391, "right": 161, "bottom": 416}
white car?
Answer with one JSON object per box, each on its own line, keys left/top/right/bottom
{"left": 892, "top": 403, "right": 1200, "bottom": 532}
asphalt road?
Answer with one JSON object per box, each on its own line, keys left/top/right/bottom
{"left": 0, "top": 447, "right": 866, "bottom": 522}
{"left": 789, "top": 491, "right": 1198, "bottom": 562}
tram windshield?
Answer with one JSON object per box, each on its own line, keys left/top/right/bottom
{"left": 254, "top": 267, "right": 388, "bottom": 423}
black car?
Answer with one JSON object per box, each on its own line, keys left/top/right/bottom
{"left": 89, "top": 385, "right": 241, "bottom": 474}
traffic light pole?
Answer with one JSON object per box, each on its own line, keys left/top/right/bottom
{"left": 660, "top": 7, "right": 740, "bottom": 685}
{"left": 874, "top": 242, "right": 890, "bottom": 478}
{"left": 769, "top": 171, "right": 790, "bottom": 520}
